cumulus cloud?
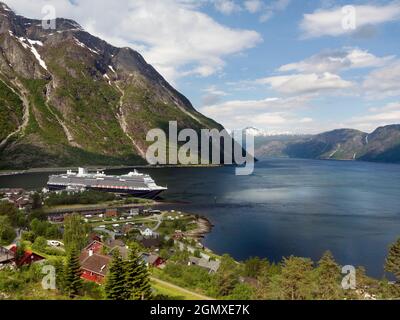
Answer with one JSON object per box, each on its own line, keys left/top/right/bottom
{"left": 201, "top": 85, "right": 228, "bottom": 106}
{"left": 256, "top": 72, "right": 354, "bottom": 95}
{"left": 300, "top": 2, "right": 400, "bottom": 38}
{"left": 3, "top": 0, "right": 261, "bottom": 83}
{"left": 279, "top": 48, "right": 394, "bottom": 74}
{"left": 200, "top": 95, "right": 315, "bottom": 131}
{"left": 363, "top": 60, "right": 400, "bottom": 98}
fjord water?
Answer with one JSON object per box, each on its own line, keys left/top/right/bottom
{"left": 2, "top": 159, "right": 400, "bottom": 277}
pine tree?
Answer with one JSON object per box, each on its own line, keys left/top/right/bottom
{"left": 105, "top": 251, "right": 128, "bottom": 300}
{"left": 279, "top": 256, "right": 314, "bottom": 300}
{"left": 215, "top": 254, "right": 239, "bottom": 297}
{"left": 316, "top": 251, "right": 343, "bottom": 300}
{"left": 125, "top": 250, "right": 152, "bottom": 300}
{"left": 385, "top": 238, "right": 400, "bottom": 280}
{"left": 63, "top": 248, "right": 83, "bottom": 298}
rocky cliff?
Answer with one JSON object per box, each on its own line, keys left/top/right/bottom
{"left": 0, "top": 3, "right": 223, "bottom": 169}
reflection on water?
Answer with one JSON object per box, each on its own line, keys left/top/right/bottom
{"left": 1, "top": 158, "right": 400, "bottom": 277}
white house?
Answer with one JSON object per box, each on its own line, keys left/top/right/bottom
{"left": 140, "top": 227, "right": 153, "bottom": 237}
{"left": 129, "top": 208, "right": 139, "bottom": 216}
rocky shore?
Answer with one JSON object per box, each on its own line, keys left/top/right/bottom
{"left": 184, "top": 216, "right": 213, "bottom": 240}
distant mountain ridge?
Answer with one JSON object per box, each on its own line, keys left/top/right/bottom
{"left": 254, "top": 125, "right": 400, "bottom": 164}
{"left": 0, "top": 3, "right": 223, "bottom": 169}
{"left": 243, "top": 126, "right": 301, "bottom": 137}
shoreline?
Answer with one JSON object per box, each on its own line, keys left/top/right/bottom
{"left": 185, "top": 216, "right": 214, "bottom": 240}
{"left": 0, "top": 164, "right": 224, "bottom": 177}
{"left": 44, "top": 199, "right": 187, "bottom": 215}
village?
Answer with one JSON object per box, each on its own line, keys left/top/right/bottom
{"left": 0, "top": 187, "right": 222, "bottom": 299}
{"left": 2, "top": 186, "right": 382, "bottom": 301}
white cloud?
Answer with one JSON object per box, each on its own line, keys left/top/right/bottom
{"left": 256, "top": 72, "right": 354, "bottom": 95}
{"left": 201, "top": 85, "right": 228, "bottom": 105}
{"left": 363, "top": 60, "right": 400, "bottom": 98}
{"left": 213, "top": 0, "right": 241, "bottom": 15}
{"left": 200, "top": 95, "right": 315, "bottom": 131}
{"left": 346, "top": 101, "right": 400, "bottom": 132}
{"left": 3, "top": 0, "right": 261, "bottom": 83}
{"left": 301, "top": 3, "right": 400, "bottom": 38}
{"left": 244, "top": 0, "right": 263, "bottom": 13}
{"left": 279, "top": 48, "right": 394, "bottom": 74}
{"left": 369, "top": 101, "right": 400, "bottom": 113}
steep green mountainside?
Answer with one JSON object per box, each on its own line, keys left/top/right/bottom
{"left": 0, "top": 3, "right": 223, "bottom": 169}
{"left": 254, "top": 125, "right": 400, "bottom": 164}
{"left": 0, "top": 76, "right": 23, "bottom": 143}
{"left": 359, "top": 125, "right": 400, "bottom": 163}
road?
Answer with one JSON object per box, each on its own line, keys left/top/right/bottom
{"left": 151, "top": 212, "right": 165, "bottom": 232}
{"left": 150, "top": 277, "right": 214, "bottom": 300}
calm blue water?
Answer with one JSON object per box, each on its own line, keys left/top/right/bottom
{"left": 1, "top": 159, "right": 400, "bottom": 277}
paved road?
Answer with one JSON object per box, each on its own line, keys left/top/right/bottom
{"left": 151, "top": 277, "right": 214, "bottom": 300}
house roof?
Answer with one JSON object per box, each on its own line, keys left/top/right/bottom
{"left": 107, "top": 239, "right": 125, "bottom": 248}
{"left": 140, "top": 237, "right": 161, "bottom": 248}
{"left": 148, "top": 254, "right": 161, "bottom": 265}
{"left": 9, "top": 245, "right": 45, "bottom": 266}
{"left": 0, "top": 246, "right": 14, "bottom": 263}
{"left": 83, "top": 240, "right": 104, "bottom": 254}
{"left": 80, "top": 253, "right": 111, "bottom": 276}
{"left": 189, "top": 256, "right": 220, "bottom": 273}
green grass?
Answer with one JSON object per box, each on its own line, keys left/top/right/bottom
{"left": 0, "top": 78, "right": 24, "bottom": 141}
{"left": 151, "top": 280, "right": 204, "bottom": 300}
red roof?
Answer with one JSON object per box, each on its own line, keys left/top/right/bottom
{"left": 9, "top": 245, "right": 45, "bottom": 266}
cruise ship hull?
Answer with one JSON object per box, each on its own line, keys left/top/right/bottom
{"left": 47, "top": 184, "right": 166, "bottom": 199}
{"left": 47, "top": 168, "right": 167, "bottom": 199}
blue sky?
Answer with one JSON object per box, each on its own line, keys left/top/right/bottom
{"left": 5, "top": 0, "right": 400, "bottom": 133}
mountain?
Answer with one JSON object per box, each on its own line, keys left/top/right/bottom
{"left": 0, "top": 3, "right": 223, "bottom": 169}
{"left": 244, "top": 126, "right": 298, "bottom": 137}
{"left": 285, "top": 129, "right": 367, "bottom": 160}
{"left": 253, "top": 125, "right": 400, "bottom": 164}
{"left": 359, "top": 125, "right": 400, "bottom": 163}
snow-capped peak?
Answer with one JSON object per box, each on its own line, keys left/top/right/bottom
{"left": 243, "top": 127, "right": 297, "bottom": 137}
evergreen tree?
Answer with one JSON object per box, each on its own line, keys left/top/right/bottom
{"left": 385, "top": 238, "right": 400, "bottom": 280}
{"left": 105, "top": 251, "right": 128, "bottom": 300}
{"left": 125, "top": 250, "right": 152, "bottom": 300}
{"left": 0, "top": 216, "right": 16, "bottom": 245}
{"left": 279, "top": 256, "right": 314, "bottom": 300}
{"left": 316, "top": 251, "right": 343, "bottom": 300}
{"left": 213, "top": 254, "right": 239, "bottom": 297}
{"left": 63, "top": 248, "right": 83, "bottom": 298}
{"left": 31, "top": 192, "right": 43, "bottom": 210}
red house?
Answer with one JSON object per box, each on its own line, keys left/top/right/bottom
{"left": 105, "top": 209, "right": 118, "bottom": 218}
{"left": 79, "top": 241, "right": 111, "bottom": 283}
{"left": 9, "top": 245, "right": 45, "bottom": 266}
{"left": 80, "top": 252, "right": 111, "bottom": 283}
{"left": 140, "top": 253, "right": 165, "bottom": 268}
